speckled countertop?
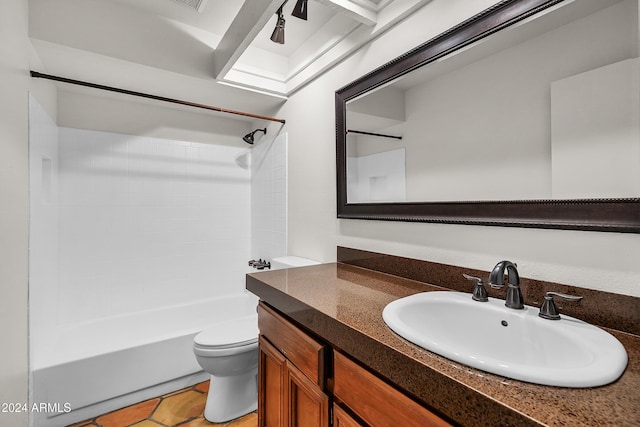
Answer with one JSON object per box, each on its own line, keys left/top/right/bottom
{"left": 247, "top": 262, "right": 640, "bottom": 427}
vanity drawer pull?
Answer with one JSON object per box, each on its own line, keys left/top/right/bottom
{"left": 258, "top": 302, "right": 325, "bottom": 386}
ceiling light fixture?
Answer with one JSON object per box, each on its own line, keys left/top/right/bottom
{"left": 292, "top": 0, "right": 308, "bottom": 20}
{"left": 270, "top": 2, "right": 287, "bottom": 44}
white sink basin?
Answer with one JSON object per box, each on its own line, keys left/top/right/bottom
{"left": 382, "top": 291, "right": 628, "bottom": 388}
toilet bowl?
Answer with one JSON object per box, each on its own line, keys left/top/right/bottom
{"left": 193, "top": 257, "right": 320, "bottom": 422}
{"left": 193, "top": 316, "right": 259, "bottom": 423}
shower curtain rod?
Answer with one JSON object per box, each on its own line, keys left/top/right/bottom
{"left": 347, "top": 129, "right": 402, "bottom": 140}
{"left": 30, "top": 71, "right": 286, "bottom": 124}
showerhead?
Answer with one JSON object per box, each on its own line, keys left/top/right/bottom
{"left": 243, "top": 128, "right": 267, "bottom": 145}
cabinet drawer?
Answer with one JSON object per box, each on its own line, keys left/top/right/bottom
{"left": 258, "top": 302, "right": 326, "bottom": 386}
{"left": 334, "top": 351, "right": 453, "bottom": 427}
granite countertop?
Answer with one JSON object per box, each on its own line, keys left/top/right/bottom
{"left": 247, "top": 262, "right": 640, "bottom": 427}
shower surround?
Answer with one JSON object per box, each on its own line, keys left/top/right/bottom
{"left": 53, "top": 126, "right": 251, "bottom": 324}
{"left": 28, "top": 96, "right": 286, "bottom": 426}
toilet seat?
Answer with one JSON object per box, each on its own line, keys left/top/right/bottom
{"left": 194, "top": 316, "right": 258, "bottom": 349}
{"left": 194, "top": 338, "right": 257, "bottom": 349}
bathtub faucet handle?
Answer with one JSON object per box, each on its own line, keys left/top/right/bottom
{"left": 248, "top": 259, "right": 271, "bottom": 270}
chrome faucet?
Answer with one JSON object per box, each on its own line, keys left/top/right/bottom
{"left": 488, "top": 260, "right": 524, "bottom": 309}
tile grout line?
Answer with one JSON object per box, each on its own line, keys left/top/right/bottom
{"left": 146, "top": 391, "right": 170, "bottom": 427}
{"left": 70, "top": 380, "right": 257, "bottom": 427}
{"left": 148, "top": 383, "right": 203, "bottom": 427}
{"left": 68, "top": 381, "right": 210, "bottom": 427}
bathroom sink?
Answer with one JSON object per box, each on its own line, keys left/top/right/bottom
{"left": 382, "top": 291, "right": 628, "bottom": 387}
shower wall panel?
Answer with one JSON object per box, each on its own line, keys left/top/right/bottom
{"left": 56, "top": 128, "right": 251, "bottom": 325}
{"left": 251, "top": 133, "right": 287, "bottom": 260}
{"left": 28, "top": 95, "right": 60, "bottom": 369}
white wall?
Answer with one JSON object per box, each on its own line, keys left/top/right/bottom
{"left": 0, "top": 1, "right": 29, "bottom": 420}
{"left": 57, "top": 90, "right": 251, "bottom": 147}
{"left": 281, "top": 0, "right": 640, "bottom": 297}
{"left": 0, "top": 0, "right": 57, "bottom": 425}
{"left": 348, "top": 148, "right": 406, "bottom": 203}
{"left": 551, "top": 58, "right": 640, "bottom": 198}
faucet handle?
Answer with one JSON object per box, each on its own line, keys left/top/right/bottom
{"left": 538, "top": 292, "right": 583, "bottom": 320}
{"left": 463, "top": 274, "right": 488, "bottom": 302}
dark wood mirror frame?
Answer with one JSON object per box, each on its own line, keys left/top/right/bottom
{"left": 336, "top": 0, "right": 640, "bottom": 233}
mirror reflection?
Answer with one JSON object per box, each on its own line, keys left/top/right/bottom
{"left": 346, "top": 0, "right": 639, "bottom": 203}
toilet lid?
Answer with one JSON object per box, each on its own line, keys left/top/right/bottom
{"left": 194, "top": 316, "right": 258, "bottom": 348}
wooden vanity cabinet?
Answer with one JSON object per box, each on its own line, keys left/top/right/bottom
{"left": 258, "top": 302, "right": 329, "bottom": 427}
{"left": 258, "top": 301, "right": 451, "bottom": 427}
{"left": 333, "top": 351, "right": 453, "bottom": 427}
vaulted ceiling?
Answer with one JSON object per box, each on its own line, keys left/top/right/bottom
{"left": 29, "top": 0, "right": 432, "bottom": 117}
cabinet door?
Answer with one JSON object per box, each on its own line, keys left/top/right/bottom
{"left": 285, "top": 361, "right": 329, "bottom": 427}
{"left": 333, "top": 404, "right": 364, "bottom": 427}
{"left": 259, "top": 336, "right": 286, "bottom": 427}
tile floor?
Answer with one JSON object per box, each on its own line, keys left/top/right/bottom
{"left": 69, "top": 381, "right": 257, "bottom": 427}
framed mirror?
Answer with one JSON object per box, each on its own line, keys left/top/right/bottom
{"left": 336, "top": 0, "right": 640, "bottom": 232}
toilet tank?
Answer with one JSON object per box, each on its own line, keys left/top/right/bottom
{"left": 270, "top": 256, "right": 320, "bottom": 270}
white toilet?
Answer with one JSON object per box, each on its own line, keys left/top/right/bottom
{"left": 193, "top": 316, "right": 259, "bottom": 422}
{"left": 193, "top": 256, "right": 319, "bottom": 422}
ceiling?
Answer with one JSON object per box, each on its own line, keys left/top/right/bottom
{"left": 29, "top": 0, "right": 432, "bottom": 119}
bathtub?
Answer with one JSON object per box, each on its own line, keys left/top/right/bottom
{"left": 31, "top": 291, "right": 258, "bottom": 427}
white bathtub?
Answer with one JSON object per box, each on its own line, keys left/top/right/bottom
{"left": 31, "top": 292, "right": 258, "bottom": 427}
